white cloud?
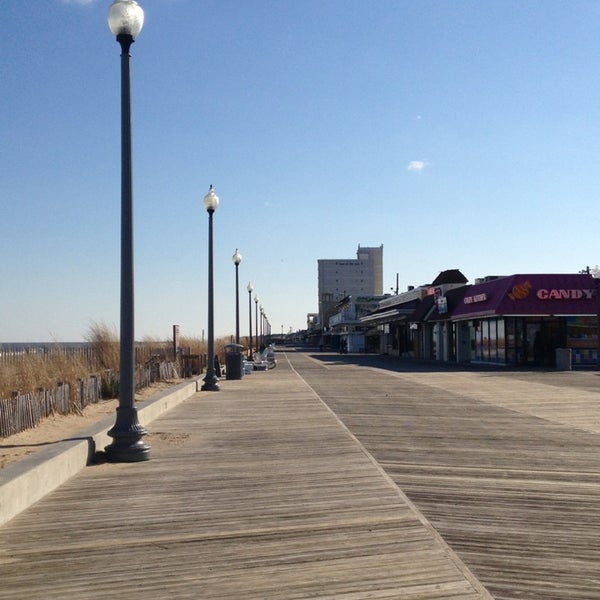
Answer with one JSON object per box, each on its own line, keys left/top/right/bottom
{"left": 407, "top": 160, "right": 427, "bottom": 172}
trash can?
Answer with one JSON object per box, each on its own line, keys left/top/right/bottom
{"left": 555, "top": 348, "right": 572, "bottom": 371}
{"left": 224, "top": 344, "right": 244, "bottom": 380}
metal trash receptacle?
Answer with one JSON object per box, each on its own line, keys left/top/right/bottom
{"left": 555, "top": 348, "right": 572, "bottom": 371}
{"left": 225, "top": 344, "right": 244, "bottom": 380}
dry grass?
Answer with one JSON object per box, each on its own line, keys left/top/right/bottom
{"left": 0, "top": 324, "right": 245, "bottom": 400}
{"left": 0, "top": 352, "right": 91, "bottom": 400}
{"left": 86, "top": 321, "right": 120, "bottom": 371}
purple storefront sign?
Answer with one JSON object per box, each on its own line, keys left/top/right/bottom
{"left": 451, "top": 274, "right": 597, "bottom": 319}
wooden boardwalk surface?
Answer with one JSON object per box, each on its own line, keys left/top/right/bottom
{"left": 0, "top": 355, "right": 492, "bottom": 599}
{"left": 287, "top": 352, "right": 600, "bottom": 600}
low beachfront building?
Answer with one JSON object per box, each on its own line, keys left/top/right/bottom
{"left": 360, "top": 286, "right": 426, "bottom": 356}
{"left": 361, "top": 270, "right": 469, "bottom": 357}
{"left": 329, "top": 295, "right": 386, "bottom": 353}
{"left": 361, "top": 271, "right": 598, "bottom": 368}
{"left": 449, "top": 273, "right": 598, "bottom": 367}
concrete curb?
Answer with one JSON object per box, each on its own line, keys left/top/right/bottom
{"left": 0, "top": 378, "right": 200, "bottom": 527}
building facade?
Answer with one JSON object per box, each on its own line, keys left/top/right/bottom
{"left": 317, "top": 245, "right": 383, "bottom": 337}
{"left": 361, "top": 270, "right": 468, "bottom": 358}
{"left": 449, "top": 273, "right": 598, "bottom": 367}
{"left": 328, "top": 295, "right": 386, "bottom": 353}
{"left": 360, "top": 272, "right": 598, "bottom": 368}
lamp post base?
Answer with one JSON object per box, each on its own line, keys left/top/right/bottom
{"left": 105, "top": 407, "right": 151, "bottom": 462}
{"left": 201, "top": 371, "right": 220, "bottom": 391}
{"left": 201, "top": 378, "right": 220, "bottom": 391}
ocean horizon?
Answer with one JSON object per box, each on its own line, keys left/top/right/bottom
{"left": 0, "top": 342, "right": 89, "bottom": 349}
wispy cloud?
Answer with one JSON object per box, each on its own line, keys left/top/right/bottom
{"left": 407, "top": 160, "right": 428, "bottom": 172}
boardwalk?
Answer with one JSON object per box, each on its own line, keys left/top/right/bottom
{"left": 287, "top": 351, "right": 600, "bottom": 600}
{"left": 0, "top": 354, "right": 491, "bottom": 600}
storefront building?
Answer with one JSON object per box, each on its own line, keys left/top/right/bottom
{"left": 361, "top": 270, "right": 469, "bottom": 357}
{"left": 413, "top": 285, "right": 470, "bottom": 362}
{"left": 360, "top": 287, "right": 427, "bottom": 356}
{"left": 328, "top": 295, "right": 385, "bottom": 353}
{"left": 450, "top": 274, "right": 598, "bottom": 367}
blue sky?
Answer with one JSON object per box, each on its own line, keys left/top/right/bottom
{"left": 2, "top": 0, "right": 600, "bottom": 342}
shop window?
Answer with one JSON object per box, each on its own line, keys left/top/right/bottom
{"left": 475, "top": 322, "right": 483, "bottom": 360}
{"left": 506, "top": 318, "right": 516, "bottom": 363}
{"left": 497, "top": 319, "right": 506, "bottom": 362}
{"left": 567, "top": 316, "right": 597, "bottom": 366}
{"left": 489, "top": 320, "right": 497, "bottom": 361}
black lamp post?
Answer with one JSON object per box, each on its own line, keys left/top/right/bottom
{"left": 592, "top": 266, "right": 600, "bottom": 370}
{"left": 264, "top": 313, "right": 268, "bottom": 344}
{"left": 201, "top": 186, "right": 220, "bottom": 391}
{"left": 105, "top": 0, "right": 150, "bottom": 463}
{"left": 254, "top": 295, "right": 259, "bottom": 355}
{"left": 247, "top": 282, "right": 253, "bottom": 360}
{"left": 232, "top": 249, "right": 242, "bottom": 344}
{"left": 260, "top": 305, "right": 264, "bottom": 347}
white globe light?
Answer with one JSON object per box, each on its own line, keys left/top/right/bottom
{"left": 203, "top": 186, "right": 220, "bottom": 212}
{"left": 108, "top": 0, "right": 145, "bottom": 39}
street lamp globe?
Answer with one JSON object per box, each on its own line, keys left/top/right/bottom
{"left": 203, "top": 185, "right": 219, "bottom": 212}
{"left": 108, "top": 0, "right": 144, "bottom": 39}
{"left": 247, "top": 282, "right": 253, "bottom": 293}
{"left": 233, "top": 248, "right": 242, "bottom": 266}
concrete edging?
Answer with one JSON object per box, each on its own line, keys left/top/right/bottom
{"left": 0, "top": 378, "right": 199, "bottom": 527}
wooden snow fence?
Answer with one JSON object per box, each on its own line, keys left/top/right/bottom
{"left": 0, "top": 360, "right": 179, "bottom": 438}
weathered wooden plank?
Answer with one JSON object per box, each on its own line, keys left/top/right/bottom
{"left": 0, "top": 356, "right": 492, "bottom": 600}
{"left": 289, "top": 352, "right": 600, "bottom": 600}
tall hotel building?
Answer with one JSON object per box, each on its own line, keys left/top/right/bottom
{"left": 318, "top": 244, "right": 383, "bottom": 327}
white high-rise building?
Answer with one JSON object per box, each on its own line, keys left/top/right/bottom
{"left": 318, "top": 244, "right": 383, "bottom": 327}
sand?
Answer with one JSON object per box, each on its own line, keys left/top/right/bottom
{"left": 0, "top": 380, "right": 182, "bottom": 470}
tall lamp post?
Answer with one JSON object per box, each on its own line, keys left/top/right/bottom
{"left": 201, "top": 185, "right": 220, "bottom": 391}
{"left": 254, "top": 296, "right": 259, "bottom": 355}
{"left": 591, "top": 266, "right": 600, "bottom": 370}
{"left": 232, "top": 249, "right": 242, "bottom": 344}
{"left": 260, "top": 305, "right": 264, "bottom": 347}
{"left": 105, "top": 0, "right": 150, "bottom": 462}
{"left": 247, "top": 282, "right": 253, "bottom": 360}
